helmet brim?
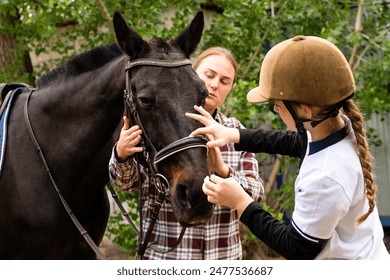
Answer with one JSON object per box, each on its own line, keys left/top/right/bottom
{"left": 246, "top": 86, "right": 269, "bottom": 103}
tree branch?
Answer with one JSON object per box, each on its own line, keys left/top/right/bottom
{"left": 352, "top": 32, "right": 386, "bottom": 71}
{"left": 242, "top": 0, "right": 291, "bottom": 78}
{"left": 265, "top": 155, "right": 282, "bottom": 195}
{"left": 95, "top": 0, "right": 114, "bottom": 35}
{"left": 349, "top": 0, "right": 365, "bottom": 67}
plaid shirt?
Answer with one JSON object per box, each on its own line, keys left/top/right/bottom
{"left": 109, "top": 111, "right": 264, "bottom": 259}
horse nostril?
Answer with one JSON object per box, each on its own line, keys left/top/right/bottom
{"left": 175, "top": 179, "right": 213, "bottom": 226}
{"left": 177, "top": 182, "right": 194, "bottom": 208}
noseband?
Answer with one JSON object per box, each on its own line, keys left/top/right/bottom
{"left": 124, "top": 58, "right": 208, "bottom": 190}
{"left": 120, "top": 58, "right": 208, "bottom": 259}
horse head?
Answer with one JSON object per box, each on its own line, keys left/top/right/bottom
{"left": 113, "top": 12, "right": 213, "bottom": 226}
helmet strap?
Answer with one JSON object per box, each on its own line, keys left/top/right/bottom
{"left": 283, "top": 101, "right": 307, "bottom": 135}
{"left": 283, "top": 100, "right": 308, "bottom": 174}
{"left": 283, "top": 93, "right": 354, "bottom": 130}
{"left": 310, "top": 109, "right": 339, "bottom": 128}
{"left": 310, "top": 92, "right": 355, "bottom": 128}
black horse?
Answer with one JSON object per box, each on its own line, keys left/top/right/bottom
{"left": 0, "top": 11, "right": 213, "bottom": 259}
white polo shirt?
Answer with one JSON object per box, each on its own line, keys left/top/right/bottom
{"left": 292, "top": 117, "right": 390, "bottom": 259}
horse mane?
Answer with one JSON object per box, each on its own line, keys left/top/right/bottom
{"left": 36, "top": 44, "right": 123, "bottom": 88}
{"left": 36, "top": 38, "right": 176, "bottom": 88}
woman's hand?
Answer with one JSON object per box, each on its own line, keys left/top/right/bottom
{"left": 185, "top": 105, "right": 240, "bottom": 148}
{"left": 116, "top": 117, "right": 144, "bottom": 162}
{"left": 202, "top": 174, "right": 254, "bottom": 216}
{"left": 205, "top": 134, "right": 230, "bottom": 178}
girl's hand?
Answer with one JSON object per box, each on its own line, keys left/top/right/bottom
{"left": 202, "top": 174, "right": 253, "bottom": 216}
{"left": 185, "top": 105, "right": 240, "bottom": 148}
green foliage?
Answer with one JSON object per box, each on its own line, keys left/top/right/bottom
{"left": 105, "top": 185, "right": 139, "bottom": 257}
{"left": 265, "top": 157, "right": 297, "bottom": 215}
{"left": 2, "top": 0, "right": 389, "bottom": 119}
{"left": 366, "top": 126, "right": 382, "bottom": 147}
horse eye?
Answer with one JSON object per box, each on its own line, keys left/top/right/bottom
{"left": 138, "top": 96, "right": 154, "bottom": 109}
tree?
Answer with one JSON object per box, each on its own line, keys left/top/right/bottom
{"left": 2, "top": 0, "right": 389, "bottom": 117}
{"left": 0, "top": 4, "right": 33, "bottom": 83}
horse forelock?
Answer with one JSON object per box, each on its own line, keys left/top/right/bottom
{"left": 36, "top": 44, "right": 123, "bottom": 88}
{"left": 149, "top": 38, "right": 171, "bottom": 53}
{"left": 148, "top": 37, "right": 187, "bottom": 59}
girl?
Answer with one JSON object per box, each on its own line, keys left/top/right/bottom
{"left": 186, "top": 36, "right": 390, "bottom": 260}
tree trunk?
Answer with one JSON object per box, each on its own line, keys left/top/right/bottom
{"left": 0, "top": 12, "right": 34, "bottom": 84}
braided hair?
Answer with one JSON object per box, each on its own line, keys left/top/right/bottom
{"left": 342, "top": 99, "right": 377, "bottom": 224}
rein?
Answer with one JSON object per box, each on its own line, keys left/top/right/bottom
{"left": 24, "top": 90, "right": 107, "bottom": 260}
{"left": 122, "top": 58, "right": 208, "bottom": 259}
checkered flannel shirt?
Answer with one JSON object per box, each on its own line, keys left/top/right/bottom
{"left": 109, "top": 111, "right": 264, "bottom": 259}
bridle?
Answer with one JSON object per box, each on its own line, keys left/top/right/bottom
{"left": 114, "top": 58, "right": 209, "bottom": 259}
{"left": 23, "top": 57, "right": 208, "bottom": 260}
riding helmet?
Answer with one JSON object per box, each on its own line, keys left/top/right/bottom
{"left": 247, "top": 35, "right": 355, "bottom": 106}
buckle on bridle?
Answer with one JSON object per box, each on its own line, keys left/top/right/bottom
{"left": 153, "top": 173, "right": 170, "bottom": 196}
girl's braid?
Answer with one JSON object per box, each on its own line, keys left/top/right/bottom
{"left": 342, "top": 99, "right": 377, "bottom": 224}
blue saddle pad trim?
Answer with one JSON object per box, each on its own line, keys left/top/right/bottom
{"left": 0, "top": 89, "right": 17, "bottom": 176}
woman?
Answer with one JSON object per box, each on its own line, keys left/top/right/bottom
{"left": 109, "top": 47, "right": 263, "bottom": 259}
{"left": 187, "top": 36, "right": 390, "bottom": 259}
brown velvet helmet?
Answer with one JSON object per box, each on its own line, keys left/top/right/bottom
{"left": 247, "top": 35, "right": 355, "bottom": 106}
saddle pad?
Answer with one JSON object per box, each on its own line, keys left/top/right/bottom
{"left": 0, "top": 89, "right": 17, "bottom": 176}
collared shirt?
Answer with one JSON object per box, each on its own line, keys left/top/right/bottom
{"left": 239, "top": 116, "right": 390, "bottom": 259}
{"left": 109, "top": 111, "right": 264, "bottom": 259}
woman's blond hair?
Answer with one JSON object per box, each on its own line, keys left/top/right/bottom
{"left": 193, "top": 46, "right": 238, "bottom": 84}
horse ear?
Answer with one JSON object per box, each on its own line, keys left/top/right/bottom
{"left": 174, "top": 11, "right": 204, "bottom": 57}
{"left": 113, "top": 11, "right": 148, "bottom": 59}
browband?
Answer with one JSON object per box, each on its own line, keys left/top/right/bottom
{"left": 126, "top": 59, "right": 192, "bottom": 70}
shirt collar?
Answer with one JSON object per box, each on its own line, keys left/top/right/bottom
{"left": 308, "top": 116, "right": 351, "bottom": 155}
{"left": 213, "top": 109, "right": 222, "bottom": 123}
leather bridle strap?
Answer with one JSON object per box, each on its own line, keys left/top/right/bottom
{"left": 124, "top": 58, "right": 208, "bottom": 259}
{"left": 148, "top": 226, "right": 187, "bottom": 254}
{"left": 24, "top": 90, "right": 107, "bottom": 260}
{"left": 136, "top": 136, "right": 208, "bottom": 258}
{"left": 154, "top": 135, "right": 208, "bottom": 166}
{"left": 126, "top": 59, "right": 192, "bottom": 70}
{"left": 106, "top": 182, "right": 139, "bottom": 235}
